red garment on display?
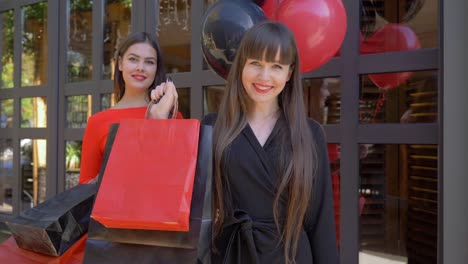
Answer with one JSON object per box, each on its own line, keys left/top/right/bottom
{"left": 0, "top": 235, "right": 86, "bottom": 264}
{"left": 327, "top": 143, "right": 366, "bottom": 248}
{"left": 327, "top": 143, "right": 340, "bottom": 163}
{"left": 78, "top": 107, "right": 183, "bottom": 184}
{"left": 327, "top": 143, "right": 341, "bottom": 245}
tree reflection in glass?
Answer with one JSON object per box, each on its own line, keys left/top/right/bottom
{"left": 22, "top": 2, "right": 48, "bottom": 86}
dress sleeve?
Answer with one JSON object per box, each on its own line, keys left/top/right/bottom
{"left": 78, "top": 115, "right": 103, "bottom": 184}
{"left": 305, "top": 120, "right": 339, "bottom": 263}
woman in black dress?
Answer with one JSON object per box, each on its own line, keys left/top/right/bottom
{"left": 203, "top": 21, "right": 339, "bottom": 264}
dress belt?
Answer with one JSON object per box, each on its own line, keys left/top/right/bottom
{"left": 222, "top": 210, "right": 279, "bottom": 264}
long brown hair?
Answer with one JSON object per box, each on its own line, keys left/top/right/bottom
{"left": 113, "top": 32, "right": 165, "bottom": 102}
{"left": 212, "top": 21, "right": 317, "bottom": 263}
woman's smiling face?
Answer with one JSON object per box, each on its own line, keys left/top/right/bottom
{"left": 118, "top": 42, "right": 158, "bottom": 93}
{"left": 241, "top": 49, "right": 292, "bottom": 108}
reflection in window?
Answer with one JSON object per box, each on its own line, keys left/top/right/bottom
{"left": 20, "top": 139, "right": 47, "bottom": 211}
{"left": 0, "top": 139, "right": 13, "bottom": 214}
{"left": 202, "top": 0, "right": 217, "bottom": 70}
{"left": 303, "top": 78, "right": 341, "bottom": 125}
{"left": 1, "top": 10, "right": 14, "bottom": 89}
{"left": 360, "top": 71, "right": 437, "bottom": 124}
{"left": 158, "top": 0, "right": 191, "bottom": 73}
{"left": 101, "top": 93, "right": 116, "bottom": 111}
{"left": 204, "top": 86, "right": 224, "bottom": 115}
{"left": 66, "top": 95, "right": 91, "bottom": 128}
{"left": 328, "top": 143, "right": 342, "bottom": 246}
{"left": 1, "top": 99, "right": 13, "bottom": 128}
{"left": 177, "top": 88, "right": 190, "bottom": 118}
{"left": 65, "top": 140, "right": 82, "bottom": 189}
{"left": 204, "top": 0, "right": 217, "bottom": 9}
{"left": 103, "top": 0, "right": 132, "bottom": 80}
{"left": 22, "top": 2, "right": 48, "bottom": 86}
{"left": 360, "top": 0, "right": 438, "bottom": 51}
{"left": 21, "top": 97, "right": 47, "bottom": 128}
{"left": 359, "top": 144, "right": 438, "bottom": 264}
{"left": 67, "top": 0, "right": 93, "bottom": 83}
{"left": 324, "top": 143, "right": 369, "bottom": 249}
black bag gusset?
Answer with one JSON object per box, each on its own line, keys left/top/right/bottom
{"left": 5, "top": 184, "right": 97, "bottom": 256}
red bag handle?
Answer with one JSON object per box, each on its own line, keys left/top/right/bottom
{"left": 144, "top": 96, "right": 178, "bottom": 119}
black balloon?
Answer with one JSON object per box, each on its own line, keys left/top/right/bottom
{"left": 201, "top": 0, "right": 267, "bottom": 79}
{"left": 253, "top": 0, "right": 266, "bottom": 6}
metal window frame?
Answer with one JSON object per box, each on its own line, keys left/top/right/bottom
{"left": 0, "top": 1, "right": 451, "bottom": 263}
{"left": 0, "top": 0, "right": 59, "bottom": 218}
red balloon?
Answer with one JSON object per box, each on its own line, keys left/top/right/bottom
{"left": 277, "top": 0, "right": 347, "bottom": 73}
{"left": 369, "top": 70, "right": 414, "bottom": 91}
{"left": 361, "top": 23, "right": 421, "bottom": 90}
{"left": 262, "top": 0, "right": 285, "bottom": 20}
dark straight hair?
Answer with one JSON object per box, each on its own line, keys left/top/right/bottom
{"left": 113, "top": 32, "right": 165, "bottom": 102}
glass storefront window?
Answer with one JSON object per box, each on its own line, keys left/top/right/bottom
{"left": 66, "top": 95, "right": 91, "bottom": 128}
{"left": 20, "top": 139, "right": 47, "bottom": 211}
{"left": 328, "top": 143, "right": 341, "bottom": 247}
{"left": 360, "top": 70, "right": 437, "bottom": 124}
{"left": 101, "top": 93, "right": 116, "bottom": 111}
{"left": 204, "top": 85, "right": 224, "bottom": 115}
{"left": 0, "top": 99, "right": 13, "bottom": 128}
{"left": 22, "top": 2, "right": 48, "bottom": 86}
{"left": 359, "top": 144, "right": 438, "bottom": 264}
{"left": 204, "top": 79, "right": 345, "bottom": 121}
{"left": 1, "top": 10, "right": 14, "bottom": 89}
{"left": 65, "top": 140, "right": 82, "bottom": 189}
{"left": 303, "top": 78, "right": 341, "bottom": 125}
{"left": 157, "top": 0, "right": 191, "bottom": 73}
{"left": 177, "top": 87, "right": 190, "bottom": 118}
{"left": 205, "top": 0, "right": 217, "bottom": 9}
{"left": 360, "top": 0, "right": 438, "bottom": 53}
{"left": 102, "top": 0, "right": 132, "bottom": 80}
{"left": 0, "top": 139, "right": 13, "bottom": 214}
{"left": 202, "top": 0, "right": 210, "bottom": 70}
{"left": 67, "top": 0, "right": 93, "bottom": 83}
{"left": 20, "top": 97, "right": 47, "bottom": 128}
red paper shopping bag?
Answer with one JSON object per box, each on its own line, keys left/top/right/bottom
{"left": 91, "top": 119, "right": 200, "bottom": 231}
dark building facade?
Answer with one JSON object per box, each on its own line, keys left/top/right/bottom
{"left": 0, "top": 0, "right": 466, "bottom": 263}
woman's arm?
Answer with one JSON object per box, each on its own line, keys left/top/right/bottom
{"left": 78, "top": 116, "right": 103, "bottom": 184}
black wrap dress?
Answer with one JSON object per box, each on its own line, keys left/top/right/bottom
{"left": 202, "top": 113, "right": 339, "bottom": 264}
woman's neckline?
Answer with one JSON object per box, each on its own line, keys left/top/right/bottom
{"left": 108, "top": 106, "right": 147, "bottom": 110}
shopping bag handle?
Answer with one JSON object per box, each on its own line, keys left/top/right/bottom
{"left": 144, "top": 95, "right": 178, "bottom": 119}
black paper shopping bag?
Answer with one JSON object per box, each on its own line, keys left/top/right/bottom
{"left": 5, "top": 184, "right": 97, "bottom": 256}
{"left": 83, "top": 123, "right": 212, "bottom": 264}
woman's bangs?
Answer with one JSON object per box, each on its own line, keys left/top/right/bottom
{"left": 243, "top": 30, "right": 294, "bottom": 65}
